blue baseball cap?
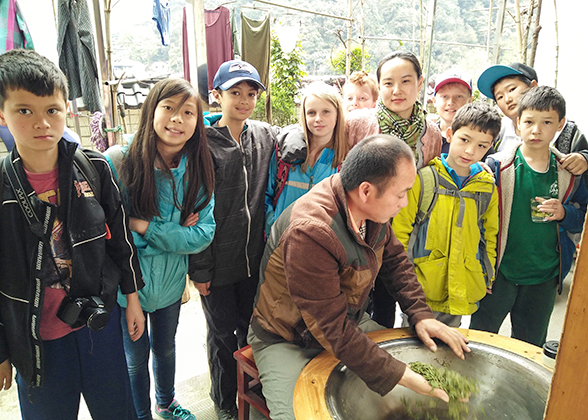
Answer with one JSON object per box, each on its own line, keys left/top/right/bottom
{"left": 477, "top": 62, "right": 538, "bottom": 99}
{"left": 213, "top": 60, "right": 265, "bottom": 91}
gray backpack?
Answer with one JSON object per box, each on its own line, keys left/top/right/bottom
{"left": 406, "top": 165, "right": 495, "bottom": 288}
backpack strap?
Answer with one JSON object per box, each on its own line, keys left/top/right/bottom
{"left": 1, "top": 151, "right": 101, "bottom": 203}
{"left": 486, "top": 157, "right": 500, "bottom": 188}
{"left": 272, "top": 141, "right": 291, "bottom": 207}
{"left": 103, "top": 144, "right": 124, "bottom": 179}
{"left": 73, "top": 149, "right": 101, "bottom": 202}
{"left": 554, "top": 120, "right": 576, "bottom": 154}
{"left": 407, "top": 165, "right": 440, "bottom": 262}
{"left": 475, "top": 181, "right": 495, "bottom": 287}
{"left": 0, "top": 157, "right": 4, "bottom": 212}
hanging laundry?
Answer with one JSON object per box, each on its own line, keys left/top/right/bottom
{"left": 1, "top": 0, "right": 34, "bottom": 52}
{"left": 153, "top": 0, "right": 170, "bottom": 46}
{"left": 56, "top": 0, "right": 103, "bottom": 113}
{"left": 230, "top": 8, "right": 240, "bottom": 58}
{"left": 275, "top": 21, "right": 300, "bottom": 54}
{"left": 205, "top": 6, "right": 233, "bottom": 91}
{"left": 241, "top": 13, "right": 270, "bottom": 92}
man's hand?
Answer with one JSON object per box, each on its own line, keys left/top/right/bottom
{"left": 0, "top": 359, "right": 12, "bottom": 391}
{"left": 414, "top": 318, "right": 470, "bottom": 360}
{"left": 559, "top": 153, "right": 588, "bottom": 175}
{"left": 194, "top": 281, "right": 211, "bottom": 296}
{"left": 397, "top": 364, "right": 450, "bottom": 403}
{"left": 125, "top": 292, "right": 145, "bottom": 342}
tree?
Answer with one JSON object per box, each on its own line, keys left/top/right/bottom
{"left": 329, "top": 46, "right": 371, "bottom": 74}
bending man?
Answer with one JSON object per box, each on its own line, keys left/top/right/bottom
{"left": 248, "top": 134, "right": 471, "bottom": 420}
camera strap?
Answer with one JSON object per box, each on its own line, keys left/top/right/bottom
{"left": 3, "top": 154, "right": 61, "bottom": 273}
{"left": 3, "top": 153, "right": 56, "bottom": 387}
{"left": 3, "top": 154, "right": 49, "bottom": 237}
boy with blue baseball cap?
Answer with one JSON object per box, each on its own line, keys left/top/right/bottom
{"left": 189, "top": 60, "right": 277, "bottom": 420}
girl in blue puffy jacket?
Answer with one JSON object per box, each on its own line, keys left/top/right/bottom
{"left": 265, "top": 82, "right": 349, "bottom": 233}
{"left": 105, "top": 78, "right": 215, "bottom": 420}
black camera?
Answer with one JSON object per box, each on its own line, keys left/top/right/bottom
{"left": 57, "top": 296, "right": 110, "bottom": 331}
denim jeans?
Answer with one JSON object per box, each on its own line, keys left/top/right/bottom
{"left": 120, "top": 299, "right": 182, "bottom": 420}
{"left": 17, "top": 304, "right": 137, "bottom": 420}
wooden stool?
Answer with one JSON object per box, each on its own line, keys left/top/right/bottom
{"left": 234, "top": 345, "right": 271, "bottom": 420}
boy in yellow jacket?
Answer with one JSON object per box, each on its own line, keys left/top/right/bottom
{"left": 392, "top": 102, "right": 501, "bottom": 327}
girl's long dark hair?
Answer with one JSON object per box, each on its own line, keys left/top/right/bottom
{"left": 120, "top": 78, "right": 215, "bottom": 223}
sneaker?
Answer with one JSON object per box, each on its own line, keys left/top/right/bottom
{"left": 214, "top": 406, "right": 238, "bottom": 420}
{"left": 155, "top": 399, "right": 196, "bottom": 420}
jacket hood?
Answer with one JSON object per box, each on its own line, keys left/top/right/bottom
{"left": 277, "top": 124, "right": 307, "bottom": 164}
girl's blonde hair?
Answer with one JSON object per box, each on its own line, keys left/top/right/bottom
{"left": 299, "top": 81, "right": 349, "bottom": 169}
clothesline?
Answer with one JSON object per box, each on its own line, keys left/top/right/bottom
{"left": 253, "top": 0, "right": 354, "bottom": 22}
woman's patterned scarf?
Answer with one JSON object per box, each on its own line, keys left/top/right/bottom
{"left": 376, "top": 97, "right": 426, "bottom": 154}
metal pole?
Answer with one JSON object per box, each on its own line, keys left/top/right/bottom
{"left": 491, "top": 0, "right": 507, "bottom": 64}
{"left": 421, "top": 0, "right": 437, "bottom": 103}
{"left": 91, "top": 0, "right": 117, "bottom": 145}
{"left": 345, "top": 0, "right": 352, "bottom": 77}
{"left": 486, "top": 0, "right": 493, "bottom": 61}
{"left": 514, "top": 0, "right": 523, "bottom": 61}
{"left": 412, "top": 0, "right": 415, "bottom": 54}
{"left": 360, "top": 0, "right": 365, "bottom": 70}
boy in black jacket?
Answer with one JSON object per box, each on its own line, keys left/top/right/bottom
{"left": 0, "top": 49, "right": 144, "bottom": 419}
{"left": 189, "top": 60, "right": 278, "bottom": 420}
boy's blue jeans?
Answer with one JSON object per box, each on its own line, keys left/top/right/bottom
{"left": 120, "top": 299, "right": 181, "bottom": 420}
{"left": 16, "top": 304, "right": 137, "bottom": 420}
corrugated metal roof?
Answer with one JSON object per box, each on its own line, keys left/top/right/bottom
{"left": 114, "top": 73, "right": 180, "bottom": 109}
{"left": 68, "top": 73, "right": 183, "bottom": 111}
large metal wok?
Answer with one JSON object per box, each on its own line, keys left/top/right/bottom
{"left": 294, "top": 329, "right": 552, "bottom": 420}
{"left": 324, "top": 337, "right": 551, "bottom": 419}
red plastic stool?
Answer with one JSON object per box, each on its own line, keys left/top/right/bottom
{"left": 234, "top": 345, "right": 271, "bottom": 420}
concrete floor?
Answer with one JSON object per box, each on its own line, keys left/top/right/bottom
{"left": 0, "top": 269, "right": 573, "bottom": 419}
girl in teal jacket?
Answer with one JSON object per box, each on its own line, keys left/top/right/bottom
{"left": 104, "top": 78, "right": 215, "bottom": 420}
{"left": 265, "top": 82, "right": 349, "bottom": 233}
